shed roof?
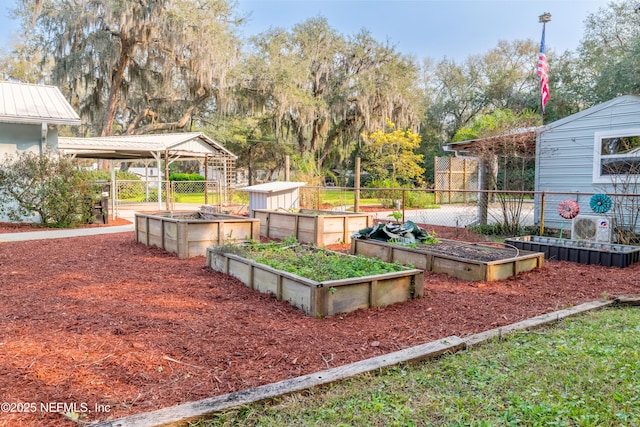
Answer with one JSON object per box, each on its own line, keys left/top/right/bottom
{"left": 58, "top": 132, "right": 236, "bottom": 160}
{"left": 240, "top": 182, "right": 307, "bottom": 193}
{"left": 0, "top": 81, "right": 81, "bottom": 126}
{"left": 540, "top": 94, "right": 640, "bottom": 133}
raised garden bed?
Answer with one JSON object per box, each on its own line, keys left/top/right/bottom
{"left": 351, "top": 238, "right": 545, "bottom": 281}
{"left": 252, "top": 208, "right": 373, "bottom": 247}
{"left": 505, "top": 235, "right": 640, "bottom": 268}
{"left": 206, "top": 243, "right": 424, "bottom": 317}
{"left": 135, "top": 211, "right": 260, "bottom": 258}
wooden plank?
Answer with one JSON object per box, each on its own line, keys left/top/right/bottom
{"left": 227, "top": 258, "right": 252, "bottom": 284}
{"left": 281, "top": 277, "right": 312, "bottom": 315}
{"left": 178, "top": 222, "right": 188, "bottom": 258}
{"left": 343, "top": 216, "right": 348, "bottom": 244}
{"left": 90, "top": 336, "right": 464, "bottom": 427}
{"left": 327, "top": 282, "right": 370, "bottom": 316}
{"left": 464, "top": 300, "right": 616, "bottom": 347}
{"left": 615, "top": 296, "right": 640, "bottom": 306}
{"left": 432, "top": 255, "right": 483, "bottom": 281}
{"left": 253, "top": 268, "right": 279, "bottom": 295}
{"left": 321, "top": 269, "right": 423, "bottom": 287}
{"left": 369, "top": 279, "right": 378, "bottom": 307}
{"left": 315, "top": 215, "right": 325, "bottom": 247}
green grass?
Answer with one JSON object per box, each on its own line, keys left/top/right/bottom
{"left": 172, "top": 192, "right": 248, "bottom": 204}
{"left": 320, "top": 189, "right": 382, "bottom": 207}
{"left": 193, "top": 307, "right": 640, "bottom": 426}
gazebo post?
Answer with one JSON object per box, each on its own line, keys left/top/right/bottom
{"left": 204, "top": 154, "right": 209, "bottom": 205}
{"left": 110, "top": 161, "right": 118, "bottom": 219}
{"left": 164, "top": 149, "right": 170, "bottom": 211}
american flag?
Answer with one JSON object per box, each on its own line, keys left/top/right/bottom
{"left": 537, "top": 25, "right": 549, "bottom": 113}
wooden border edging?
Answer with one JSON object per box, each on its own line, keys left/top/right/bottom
{"left": 90, "top": 336, "right": 464, "bottom": 427}
{"left": 463, "top": 299, "right": 615, "bottom": 347}
{"left": 91, "top": 297, "right": 638, "bottom": 427}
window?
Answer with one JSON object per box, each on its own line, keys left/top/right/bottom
{"left": 593, "top": 130, "right": 640, "bottom": 183}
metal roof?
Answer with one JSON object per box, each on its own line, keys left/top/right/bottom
{"left": 58, "top": 132, "right": 237, "bottom": 160}
{"left": 444, "top": 126, "right": 541, "bottom": 156}
{"left": 0, "top": 81, "right": 81, "bottom": 125}
{"left": 240, "top": 181, "right": 307, "bottom": 193}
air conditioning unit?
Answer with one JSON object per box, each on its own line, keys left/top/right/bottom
{"left": 571, "top": 215, "right": 612, "bottom": 242}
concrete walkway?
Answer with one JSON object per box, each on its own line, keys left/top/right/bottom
{"left": 0, "top": 208, "right": 140, "bottom": 242}
{"left": 0, "top": 224, "right": 135, "bottom": 242}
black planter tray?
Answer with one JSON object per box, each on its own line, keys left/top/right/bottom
{"left": 505, "top": 235, "right": 640, "bottom": 268}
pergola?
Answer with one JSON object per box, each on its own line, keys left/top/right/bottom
{"left": 443, "top": 127, "right": 540, "bottom": 225}
{"left": 58, "top": 132, "right": 237, "bottom": 216}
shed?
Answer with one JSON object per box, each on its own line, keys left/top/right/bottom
{"left": 0, "top": 81, "right": 81, "bottom": 156}
{"left": 240, "top": 181, "right": 306, "bottom": 217}
{"left": 535, "top": 95, "right": 640, "bottom": 232}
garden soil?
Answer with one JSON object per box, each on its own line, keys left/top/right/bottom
{"left": 0, "top": 219, "right": 639, "bottom": 426}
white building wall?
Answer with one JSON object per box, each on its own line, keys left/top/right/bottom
{"left": 535, "top": 95, "right": 640, "bottom": 229}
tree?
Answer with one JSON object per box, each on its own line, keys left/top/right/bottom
{"left": 14, "top": 0, "right": 243, "bottom": 137}
{"left": 201, "top": 114, "right": 287, "bottom": 185}
{"left": 239, "top": 18, "right": 423, "bottom": 173}
{"left": 0, "top": 42, "right": 48, "bottom": 83}
{"left": 360, "top": 119, "right": 424, "bottom": 185}
{"left": 574, "top": 0, "right": 640, "bottom": 104}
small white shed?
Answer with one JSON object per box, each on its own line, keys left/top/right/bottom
{"left": 241, "top": 181, "right": 306, "bottom": 217}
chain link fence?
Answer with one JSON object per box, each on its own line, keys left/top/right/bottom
{"left": 107, "top": 180, "right": 640, "bottom": 243}
{"left": 109, "top": 180, "right": 234, "bottom": 213}
{"left": 299, "top": 186, "right": 640, "bottom": 243}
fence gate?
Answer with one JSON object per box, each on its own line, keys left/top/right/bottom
{"left": 434, "top": 156, "right": 479, "bottom": 204}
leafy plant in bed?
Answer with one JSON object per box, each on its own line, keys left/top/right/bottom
{"left": 229, "top": 237, "right": 407, "bottom": 281}
{"left": 207, "top": 237, "right": 425, "bottom": 317}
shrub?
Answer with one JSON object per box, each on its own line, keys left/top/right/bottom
{"left": 363, "top": 179, "right": 436, "bottom": 208}
{"left": 0, "top": 151, "right": 97, "bottom": 227}
{"left": 169, "top": 173, "right": 205, "bottom": 181}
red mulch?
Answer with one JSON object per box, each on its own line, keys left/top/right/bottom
{"left": 0, "top": 222, "right": 639, "bottom": 426}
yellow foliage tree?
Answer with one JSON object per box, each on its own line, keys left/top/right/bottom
{"left": 361, "top": 119, "right": 425, "bottom": 185}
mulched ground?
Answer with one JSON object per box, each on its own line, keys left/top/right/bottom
{"left": 0, "top": 220, "right": 639, "bottom": 426}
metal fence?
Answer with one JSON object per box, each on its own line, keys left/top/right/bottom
{"left": 108, "top": 181, "right": 640, "bottom": 243}
{"left": 299, "top": 186, "right": 640, "bottom": 243}
{"left": 110, "top": 180, "right": 235, "bottom": 216}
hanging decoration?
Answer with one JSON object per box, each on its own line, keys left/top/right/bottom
{"left": 589, "top": 193, "right": 612, "bottom": 214}
{"left": 557, "top": 199, "right": 580, "bottom": 220}
{"left": 557, "top": 199, "right": 580, "bottom": 240}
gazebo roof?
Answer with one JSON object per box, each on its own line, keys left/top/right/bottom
{"left": 58, "top": 132, "right": 236, "bottom": 160}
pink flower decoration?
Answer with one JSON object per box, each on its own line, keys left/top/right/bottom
{"left": 558, "top": 199, "right": 580, "bottom": 219}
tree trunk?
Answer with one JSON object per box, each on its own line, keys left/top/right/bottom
{"left": 101, "top": 37, "right": 134, "bottom": 137}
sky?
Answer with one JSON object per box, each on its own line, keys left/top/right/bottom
{"left": 0, "top": 0, "right": 610, "bottom": 62}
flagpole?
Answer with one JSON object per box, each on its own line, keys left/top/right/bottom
{"left": 538, "top": 12, "right": 551, "bottom": 118}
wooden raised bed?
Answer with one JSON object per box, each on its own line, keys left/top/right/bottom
{"left": 505, "top": 235, "right": 640, "bottom": 268}
{"left": 135, "top": 211, "right": 260, "bottom": 258}
{"left": 351, "top": 238, "right": 545, "bottom": 281}
{"left": 252, "top": 209, "right": 373, "bottom": 247}
{"left": 206, "top": 247, "right": 424, "bottom": 317}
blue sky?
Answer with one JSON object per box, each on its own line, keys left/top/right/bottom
{"left": 1, "top": 0, "right": 609, "bottom": 61}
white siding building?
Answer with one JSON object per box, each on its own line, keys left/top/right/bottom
{"left": 0, "top": 81, "right": 81, "bottom": 157}
{"left": 535, "top": 95, "right": 640, "bottom": 230}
